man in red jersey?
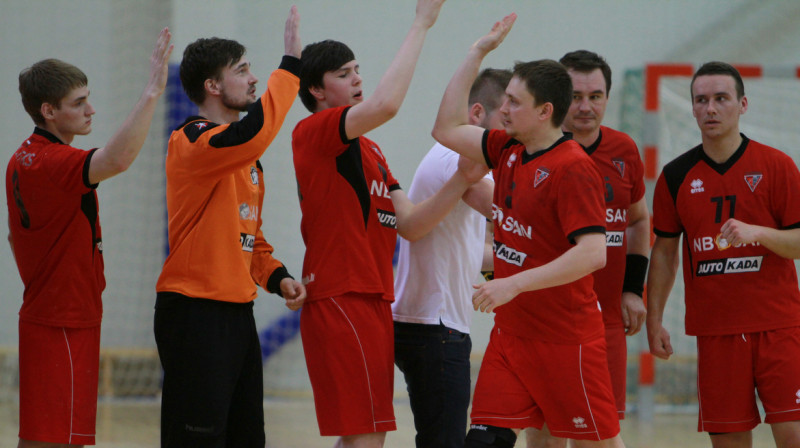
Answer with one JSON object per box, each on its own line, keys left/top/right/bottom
{"left": 7, "top": 29, "right": 172, "bottom": 447}
{"left": 154, "top": 8, "right": 305, "bottom": 448}
{"left": 433, "top": 16, "right": 626, "bottom": 448}
{"left": 647, "top": 62, "right": 800, "bottom": 448}
{"left": 526, "top": 50, "right": 649, "bottom": 448}
{"left": 292, "top": 1, "right": 488, "bottom": 446}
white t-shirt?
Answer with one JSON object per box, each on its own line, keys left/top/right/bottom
{"left": 392, "top": 143, "right": 491, "bottom": 333}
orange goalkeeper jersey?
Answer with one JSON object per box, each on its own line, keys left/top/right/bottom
{"left": 156, "top": 57, "right": 300, "bottom": 303}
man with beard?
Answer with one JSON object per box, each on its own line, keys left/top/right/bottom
{"left": 154, "top": 7, "right": 306, "bottom": 447}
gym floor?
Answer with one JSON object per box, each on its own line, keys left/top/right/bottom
{"left": 0, "top": 397, "right": 777, "bottom": 447}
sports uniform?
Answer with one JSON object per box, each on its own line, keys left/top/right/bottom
{"left": 393, "top": 142, "right": 490, "bottom": 448}
{"left": 469, "top": 129, "right": 620, "bottom": 441}
{"left": 292, "top": 105, "right": 400, "bottom": 436}
{"left": 154, "top": 56, "right": 300, "bottom": 447}
{"left": 6, "top": 127, "right": 103, "bottom": 445}
{"left": 583, "top": 126, "right": 646, "bottom": 417}
{"left": 653, "top": 134, "right": 800, "bottom": 432}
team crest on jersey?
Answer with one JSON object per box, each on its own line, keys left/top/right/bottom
{"left": 744, "top": 172, "right": 762, "bottom": 192}
{"left": 250, "top": 166, "right": 259, "bottom": 185}
{"left": 612, "top": 158, "right": 625, "bottom": 178}
{"left": 195, "top": 122, "right": 208, "bottom": 130}
{"left": 534, "top": 168, "right": 550, "bottom": 188}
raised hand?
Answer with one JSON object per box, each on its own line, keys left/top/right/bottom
{"left": 145, "top": 27, "right": 174, "bottom": 97}
{"left": 473, "top": 13, "right": 517, "bottom": 55}
{"left": 284, "top": 5, "right": 301, "bottom": 58}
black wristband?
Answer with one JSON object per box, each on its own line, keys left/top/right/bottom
{"left": 622, "top": 254, "right": 648, "bottom": 297}
{"left": 481, "top": 271, "right": 494, "bottom": 281}
{"left": 266, "top": 265, "right": 293, "bottom": 297}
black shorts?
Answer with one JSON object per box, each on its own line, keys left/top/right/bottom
{"left": 154, "top": 292, "right": 265, "bottom": 448}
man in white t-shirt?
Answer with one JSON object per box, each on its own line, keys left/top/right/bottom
{"left": 393, "top": 68, "right": 511, "bottom": 448}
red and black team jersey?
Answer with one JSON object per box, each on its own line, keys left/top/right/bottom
{"left": 6, "top": 128, "right": 104, "bottom": 327}
{"left": 653, "top": 135, "right": 800, "bottom": 336}
{"left": 292, "top": 106, "right": 400, "bottom": 303}
{"left": 584, "top": 126, "right": 646, "bottom": 329}
{"left": 482, "top": 129, "right": 607, "bottom": 343}
{"left": 157, "top": 58, "right": 300, "bottom": 303}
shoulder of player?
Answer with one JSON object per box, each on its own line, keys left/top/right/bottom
{"left": 176, "top": 117, "right": 219, "bottom": 143}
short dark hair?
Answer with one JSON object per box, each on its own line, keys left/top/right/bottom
{"left": 512, "top": 60, "right": 572, "bottom": 127}
{"left": 559, "top": 49, "right": 612, "bottom": 96}
{"left": 469, "top": 68, "right": 512, "bottom": 114}
{"left": 298, "top": 40, "right": 356, "bottom": 113}
{"left": 180, "top": 37, "right": 246, "bottom": 106}
{"left": 691, "top": 61, "right": 745, "bottom": 100}
{"left": 19, "top": 59, "right": 88, "bottom": 126}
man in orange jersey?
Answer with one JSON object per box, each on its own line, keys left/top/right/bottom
{"left": 154, "top": 7, "right": 305, "bottom": 448}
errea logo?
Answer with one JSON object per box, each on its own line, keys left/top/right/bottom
{"left": 690, "top": 179, "right": 705, "bottom": 194}
{"left": 507, "top": 153, "right": 517, "bottom": 168}
{"left": 572, "top": 416, "right": 588, "bottom": 429}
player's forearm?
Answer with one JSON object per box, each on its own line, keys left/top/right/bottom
{"left": 368, "top": 23, "right": 431, "bottom": 122}
{"left": 96, "top": 90, "right": 162, "bottom": 177}
{"left": 509, "top": 234, "right": 606, "bottom": 294}
{"left": 395, "top": 171, "right": 471, "bottom": 241}
{"left": 645, "top": 239, "right": 680, "bottom": 325}
{"left": 754, "top": 226, "right": 800, "bottom": 259}
{"left": 626, "top": 199, "right": 651, "bottom": 256}
{"left": 432, "top": 47, "right": 485, "bottom": 148}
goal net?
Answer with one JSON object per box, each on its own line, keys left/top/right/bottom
{"left": 619, "top": 63, "right": 800, "bottom": 411}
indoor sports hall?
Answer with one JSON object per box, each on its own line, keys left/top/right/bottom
{"left": 1, "top": 1, "right": 799, "bottom": 446}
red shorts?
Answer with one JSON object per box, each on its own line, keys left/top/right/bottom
{"left": 604, "top": 326, "right": 627, "bottom": 419}
{"left": 697, "top": 327, "right": 800, "bottom": 433}
{"left": 300, "top": 293, "right": 396, "bottom": 436}
{"left": 19, "top": 321, "right": 100, "bottom": 445}
{"left": 470, "top": 326, "right": 620, "bottom": 441}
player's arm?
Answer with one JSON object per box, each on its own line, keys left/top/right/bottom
{"left": 88, "top": 28, "right": 173, "bottom": 185}
{"left": 393, "top": 155, "right": 488, "bottom": 241}
{"left": 461, "top": 177, "right": 493, "bottom": 219}
{"left": 343, "top": 0, "right": 445, "bottom": 140}
{"left": 481, "top": 220, "right": 494, "bottom": 273}
{"left": 621, "top": 196, "right": 650, "bottom": 335}
{"left": 720, "top": 219, "right": 800, "bottom": 259}
{"left": 7, "top": 219, "right": 14, "bottom": 262}
{"left": 472, "top": 232, "right": 606, "bottom": 313}
{"left": 432, "top": 13, "right": 516, "bottom": 164}
{"left": 645, "top": 235, "right": 680, "bottom": 360}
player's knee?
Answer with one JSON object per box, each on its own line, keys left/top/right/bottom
{"left": 464, "top": 424, "right": 517, "bottom": 448}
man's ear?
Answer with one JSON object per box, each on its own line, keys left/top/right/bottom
{"left": 40, "top": 102, "right": 56, "bottom": 121}
{"left": 539, "top": 102, "right": 554, "bottom": 122}
{"left": 309, "top": 85, "right": 325, "bottom": 101}
{"left": 204, "top": 78, "right": 221, "bottom": 97}
{"left": 468, "top": 102, "right": 485, "bottom": 126}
